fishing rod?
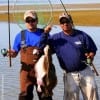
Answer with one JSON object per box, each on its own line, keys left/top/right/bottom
{"left": 46, "top": 0, "right": 53, "bottom": 27}
{"left": 85, "top": 57, "right": 99, "bottom": 76}
{"left": 87, "top": 58, "right": 99, "bottom": 76}
{"left": 8, "top": 0, "right": 12, "bottom": 67}
{"left": 59, "top": 0, "right": 69, "bottom": 15}
{"left": 91, "top": 63, "right": 99, "bottom": 76}
{"left": 46, "top": 0, "right": 58, "bottom": 29}
{"left": 59, "top": 0, "right": 74, "bottom": 27}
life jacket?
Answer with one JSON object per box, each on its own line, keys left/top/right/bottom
{"left": 20, "top": 30, "right": 42, "bottom": 65}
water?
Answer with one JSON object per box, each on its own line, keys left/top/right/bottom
{"left": 0, "top": 22, "right": 100, "bottom": 100}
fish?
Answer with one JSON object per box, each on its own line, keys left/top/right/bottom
{"left": 34, "top": 45, "right": 57, "bottom": 96}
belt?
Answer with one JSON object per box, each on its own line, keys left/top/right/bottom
{"left": 64, "top": 65, "right": 87, "bottom": 73}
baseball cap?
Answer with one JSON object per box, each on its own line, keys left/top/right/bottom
{"left": 59, "top": 13, "right": 70, "bottom": 20}
{"left": 59, "top": 13, "right": 74, "bottom": 24}
{"left": 24, "top": 10, "right": 38, "bottom": 20}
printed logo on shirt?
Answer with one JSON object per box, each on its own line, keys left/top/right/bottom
{"left": 74, "top": 41, "right": 82, "bottom": 45}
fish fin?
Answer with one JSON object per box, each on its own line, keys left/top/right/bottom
{"left": 37, "top": 85, "right": 42, "bottom": 92}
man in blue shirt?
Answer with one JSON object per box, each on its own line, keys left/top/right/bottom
{"left": 42, "top": 13, "right": 99, "bottom": 100}
{"left": 8, "top": 10, "right": 52, "bottom": 100}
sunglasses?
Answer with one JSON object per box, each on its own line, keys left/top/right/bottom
{"left": 25, "top": 19, "right": 37, "bottom": 23}
{"left": 60, "top": 18, "right": 70, "bottom": 24}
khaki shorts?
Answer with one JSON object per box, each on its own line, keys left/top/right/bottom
{"left": 63, "top": 67, "right": 99, "bottom": 100}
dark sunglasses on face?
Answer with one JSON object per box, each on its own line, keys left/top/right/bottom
{"left": 60, "top": 18, "right": 70, "bottom": 24}
{"left": 25, "top": 18, "right": 37, "bottom": 23}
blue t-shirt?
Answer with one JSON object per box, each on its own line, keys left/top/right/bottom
{"left": 48, "top": 29, "right": 97, "bottom": 72}
{"left": 13, "top": 28, "right": 44, "bottom": 52}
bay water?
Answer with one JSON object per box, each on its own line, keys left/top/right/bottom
{"left": 0, "top": 22, "right": 100, "bottom": 100}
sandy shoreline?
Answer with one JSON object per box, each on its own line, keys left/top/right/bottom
{"left": 0, "top": 3, "right": 100, "bottom": 26}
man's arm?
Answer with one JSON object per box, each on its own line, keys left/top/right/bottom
{"left": 38, "top": 25, "right": 51, "bottom": 49}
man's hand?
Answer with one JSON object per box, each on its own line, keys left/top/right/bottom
{"left": 44, "top": 25, "right": 52, "bottom": 33}
{"left": 85, "top": 52, "right": 95, "bottom": 64}
{"left": 7, "top": 50, "right": 18, "bottom": 58}
{"left": 85, "top": 52, "right": 95, "bottom": 59}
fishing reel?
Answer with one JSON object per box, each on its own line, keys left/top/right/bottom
{"left": 1, "top": 48, "right": 8, "bottom": 57}
{"left": 86, "top": 58, "right": 92, "bottom": 65}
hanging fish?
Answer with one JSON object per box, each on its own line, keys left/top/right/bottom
{"left": 34, "top": 45, "right": 57, "bottom": 97}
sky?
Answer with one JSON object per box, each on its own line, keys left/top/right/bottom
{"left": 62, "top": 0, "right": 100, "bottom": 4}
{"left": 51, "top": 0, "right": 100, "bottom": 4}
{"left": 0, "top": 0, "right": 100, "bottom": 4}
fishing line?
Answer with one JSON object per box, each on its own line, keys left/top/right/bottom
{"left": 45, "top": 0, "right": 53, "bottom": 27}
{"left": 13, "top": 0, "right": 53, "bottom": 29}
